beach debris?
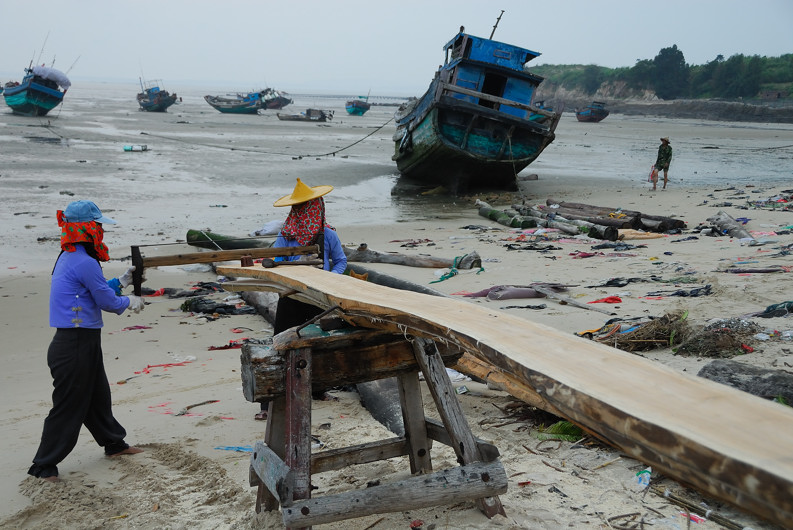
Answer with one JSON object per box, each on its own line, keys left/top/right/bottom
{"left": 214, "top": 445, "right": 253, "bottom": 452}
{"left": 644, "top": 284, "right": 712, "bottom": 297}
{"left": 577, "top": 311, "right": 691, "bottom": 352}
{"left": 123, "top": 144, "right": 148, "bottom": 152}
{"left": 674, "top": 318, "right": 760, "bottom": 357}
{"left": 175, "top": 399, "right": 219, "bottom": 416}
{"left": 463, "top": 283, "right": 571, "bottom": 300}
{"left": 706, "top": 210, "right": 754, "bottom": 240}
{"left": 751, "top": 300, "right": 793, "bottom": 318}
{"left": 180, "top": 296, "right": 256, "bottom": 315}
{"left": 697, "top": 359, "right": 793, "bottom": 404}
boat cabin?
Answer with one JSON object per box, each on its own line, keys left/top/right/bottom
{"left": 442, "top": 32, "right": 544, "bottom": 118}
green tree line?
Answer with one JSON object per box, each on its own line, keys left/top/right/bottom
{"left": 531, "top": 47, "right": 793, "bottom": 101}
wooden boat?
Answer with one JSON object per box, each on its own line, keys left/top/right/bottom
{"left": 346, "top": 95, "right": 371, "bottom": 116}
{"left": 186, "top": 229, "right": 274, "bottom": 250}
{"left": 261, "top": 87, "right": 293, "bottom": 110}
{"left": 575, "top": 101, "right": 609, "bottom": 122}
{"left": 392, "top": 30, "right": 561, "bottom": 193}
{"left": 204, "top": 88, "right": 292, "bottom": 114}
{"left": 3, "top": 65, "right": 71, "bottom": 116}
{"left": 276, "top": 108, "right": 333, "bottom": 122}
{"left": 204, "top": 91, "right": 265, "bottom": 114}
{"left": 136, "top": 78, "right": 179, "bottom": 112}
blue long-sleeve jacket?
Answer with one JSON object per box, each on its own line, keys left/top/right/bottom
{"left": 49, "top": 245, "right": 130, "bottom": 328}
{"left": 273, "top": 227, "right": 347, "bottom": 274}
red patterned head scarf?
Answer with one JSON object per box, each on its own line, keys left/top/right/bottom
{"left": 280, "top": 198, "right": 326, "bottom": 246}
{"left": 57, "top": 210, "right": 110, "bottom": 261}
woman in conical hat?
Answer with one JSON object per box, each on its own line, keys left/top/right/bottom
{"left": 255, "top": 179, "right": 347, "bottom": 418}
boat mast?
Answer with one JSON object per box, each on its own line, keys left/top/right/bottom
{"left": 489, "top": 10, "right": 505, "bottom": 39}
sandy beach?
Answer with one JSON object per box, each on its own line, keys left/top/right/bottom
{"left": 1, "top": 84, "right": 792, "bottom": 529}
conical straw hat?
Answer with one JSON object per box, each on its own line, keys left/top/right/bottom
{"left": 273, "top": 178, "right": 334, "bottom": 207}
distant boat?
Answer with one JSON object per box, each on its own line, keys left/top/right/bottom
{"left": 3, "top": 65, "right": 71, "bottom": 116}
{"left": 137, "top": 78, "right": 180, "bottom": 112}
{"left": 392, "top": 29, "right": 561, "bottom": 192}
{"left": 204, "top": 88, "right": 292, "bottom": 114}
{"left": 575, "top": 101, "right": 609, "bottom": 122}
{"left": 260, "top": 87, "right": 292, "bottom": 110}
{"left": 346, "top": 95, "right": 371, "bottom": 116}
{"left": 276, "top": 108, "right": 333, "bottom": 122}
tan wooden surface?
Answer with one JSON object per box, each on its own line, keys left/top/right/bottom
{"left": 218, "top": 264, "right": 793, "bottom": 527}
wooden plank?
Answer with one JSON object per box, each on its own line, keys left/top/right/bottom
{"left": 249, "top": 440, "right": 295, "bottom": 505}
{"left": 412, "top": 339, "right": 505, "bottom": 518}
{"left": 217, "top": 265, "right": 793, "bottom": 527}
{"left": 281, "top": 460, "right": 508, "bottom": 528}
{"left": 397, "top": 371, "right": 433, "bottom": 474}
{"left": 310, "top": 437, "right": 411, "bottom": 475}
{"left": 284, "top": 347, "right": 313, "bottom": 503}
{"left": 139, "top": 244, "right": 319, "bottom": 268}
{"left": 260, "top": 397, "right": 287, "bottom": 512}
{"left": 241, "top": 340, "right": 462, "bottom": 402}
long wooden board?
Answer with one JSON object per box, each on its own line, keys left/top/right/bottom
{"left": 217, "top": 265, "right": 793, "bottom": 527}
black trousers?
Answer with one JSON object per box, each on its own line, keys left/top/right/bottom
{"left": 28, "top": 328, "right": 128, "bottom": 478}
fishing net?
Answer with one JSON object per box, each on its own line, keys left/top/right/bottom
{"left": 674, "top": 317, "right": 760, "bottom": 358}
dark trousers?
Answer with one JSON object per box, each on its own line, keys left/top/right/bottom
{"left": 29, "top": 328, "right": 128, "bottom": 478}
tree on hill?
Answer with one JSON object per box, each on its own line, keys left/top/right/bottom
{"left": 653, "top": 45, "right": 689, "bottom": 99}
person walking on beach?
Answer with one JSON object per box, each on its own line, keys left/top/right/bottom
{"left": 255, "top": 178, "right": 347, "bottom": 420}
{"left": 29, "top": 200, "right": 146, "bottom": 482}
{"left": 652, "top": 137, "right": 673, "bottom": 190}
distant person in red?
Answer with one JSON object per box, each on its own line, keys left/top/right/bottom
{"left": 28, "top": 200, "right": 145, "bottom": 482}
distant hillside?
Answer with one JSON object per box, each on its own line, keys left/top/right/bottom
{"left": 530, "top": 62, "right": 793, "bottom": 123}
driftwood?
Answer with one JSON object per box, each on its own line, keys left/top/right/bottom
{"left": 530, "top": 283, "right": 616, "bottom": 316}
{"left": 344, "top": 244, "right": 481, "bottom": 270}
{"left": 706, "top": 210, "right": 754, "bottom": 240}
{"left": 217, "top": 264, "right": 793, "bottom": 528}
{"left": 521, "top": 205, "right": 619, "bottom": 241}
{"left": 545, "top": 198, "right": 686, "bottom": 230}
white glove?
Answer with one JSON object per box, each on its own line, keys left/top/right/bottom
{"left": 127, "top": 295, "right": 145, "bottom": 314}
{"left": 119, "top": 266, "right": 146, "bottom": 288}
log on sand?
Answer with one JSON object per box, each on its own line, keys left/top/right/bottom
{"left": 218, "top": 264, "right": 793, "bottom": 528}
{"left": 707, "top": 210, "right": 754, "bottom": 240}
{"left": 545, "top": 199, "right": 686, "bottom": 230}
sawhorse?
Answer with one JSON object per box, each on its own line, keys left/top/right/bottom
{"left": 244, "top": 324, "right": 507, "bottom": 528}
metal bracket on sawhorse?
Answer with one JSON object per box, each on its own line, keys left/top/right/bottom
{"left": 245, "top": 326, "right": 507, "bottom": 528}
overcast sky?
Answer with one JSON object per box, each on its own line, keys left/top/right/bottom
{"left": 2, "top": 0, "right": 791, "bottom": 96}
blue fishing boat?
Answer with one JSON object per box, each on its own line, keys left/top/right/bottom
{"left": 346, "top": 95, "right": 371, "bottom": 116}
{"left": 575, "top": 101, "right": 609, "bottom": 123}
{"left": 204, "top": 88, "right": 292, "bottom": 114}
{"left": 392, "top": 27, "right": 560, "bottom": 192}
{"left": 137, "top": 78, "right": 180, "bottom": 112}
{"left": 3, "top": 65, "right": 71, "bottom": 116}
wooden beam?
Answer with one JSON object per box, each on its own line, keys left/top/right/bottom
{"left": 281, "top": 460, "right": 508, "bottom": 528}
{"left": 310, "top": 437, "right": 411, "bottom": 475}
{"left": 249, "top": 440, "right": 294, "bottom": 506}
{"left": 136, "top": 244, "right": 319, "bottom": 268}
{"left": 217, "top": 265, "right": 793, "bottom": 528}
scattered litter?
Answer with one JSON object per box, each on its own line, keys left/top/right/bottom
{"left": 214, "top": 446, "right": 253, "bottom": 452}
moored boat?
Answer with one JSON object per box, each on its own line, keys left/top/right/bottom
{"left": 137, "top": 78, "right": 179, "bottom": 112}
{"left": 277, "top": 108, "right": 333, "bottom": 122}
{"left": 3, "top": 65, "right": 71, "bottom": 116}
{"left": 346, "top": 95, "right": 371, "bottom": 116}
{"left": 392, "top": 28, "right": 561, "bottom": 193}
{"left": 575, "top": 101, "right": 609, "bottom": 122}
{"left": 261, "top": 87, "right": 293, "bottom": 110}
{"left": 204, "top": 91, "right": 265, "bottom": 114}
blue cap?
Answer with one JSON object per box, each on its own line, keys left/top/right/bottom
{"left": 62, "top": 200, "right": 117, "bottom": 224}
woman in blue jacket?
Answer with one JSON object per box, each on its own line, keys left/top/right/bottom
{"left": 29, "top": 200, "right": 145, "bottom": 482}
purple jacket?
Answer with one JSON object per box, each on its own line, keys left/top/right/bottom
{"left": 49, "top": 245, "right": 130, "bottom": 328}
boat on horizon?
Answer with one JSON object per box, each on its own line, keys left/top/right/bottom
{"left": 3, "top": 64, "right": 71, "bottom": 116}
{"left": 137, "top": 78, "right": 180, "bottom": 112}
{"left": 575, "top": 101, "right": 609, "bottom": 122}
{"left": 391, "top": 28, "right": 561, "bottom": 193}
{"left": 204, "top": 88, "right": 292, "bottom": 114}
{"left": 276, "top": 108, "right": 333, "bottom": 122}
{"left": 346, "top": 94, "right": 371, "bottom": 116}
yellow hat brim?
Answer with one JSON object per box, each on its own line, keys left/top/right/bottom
{"left": 273, "top": 179, "right": 334, "bottom": 207}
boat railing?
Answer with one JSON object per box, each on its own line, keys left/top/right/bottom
{"left": 437, "top": 82, "right": 556, "bottom": 118}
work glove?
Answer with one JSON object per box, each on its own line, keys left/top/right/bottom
{"left": 119, "top": 266, "right": 146, "bottom": 288}
{"left": 127, "top": 295, "right": 145, "bottom": 314}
